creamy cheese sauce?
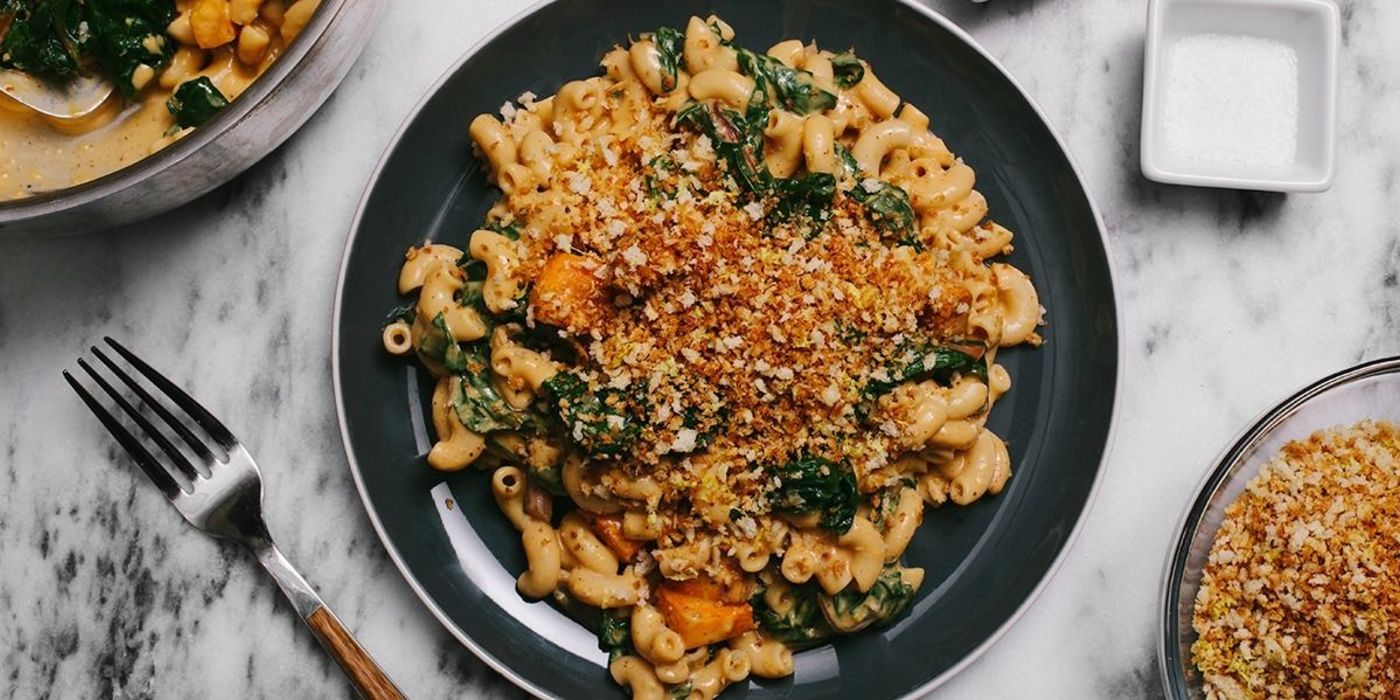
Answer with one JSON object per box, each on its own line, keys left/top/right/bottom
{"left": 0, "top": 93, "right": 175, "bottom": 200}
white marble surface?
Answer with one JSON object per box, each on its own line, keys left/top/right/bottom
{"left": 1, "top": 0, "right": 1394, "bottom": 697}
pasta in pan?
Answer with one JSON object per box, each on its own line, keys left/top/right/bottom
{"left": 0, "top": 0, "right": 322, "bottom": 200}
{"left": 384, "top": 16, "right": 1043, "bottom": 697}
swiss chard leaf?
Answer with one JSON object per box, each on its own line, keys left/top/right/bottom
{"left": 835, "top": 143, "right": 860, "bottom": 180}
{"left": 597, "top": 612, "right": 633, "bottom": 666}
{"left": 652, "top": 25, "right": 683, "bottom": 92}
{"left": 414, "top": 312, "right": 461, "bottom": 370}
{"left": 0, "top": 0, "right": 84, "bottom": 80}
{"left": 771, "top": 455, "right": 859, "bottom": 533}
{"left": 1, "top": 0, "right": 176, "bottom": 96}
{"left": 416, "top": 313, "right": 530, "bottom": 432}
{"left": 680, "top": 401, "right": 726, "bottom": 450}
{"left": 863, "top": 340, "right": 987, "bottom": 404}
{"left": 451, "top": 343, "right": 530, "bottom": 433}
{"left": 676, "top": 98, "right": 771, "bottom": 194}
{"left": 87, "top": 0, "right": 176, "bottom": 97}
{"left": 752, "top": 583, "right": 834, "bottom": 648}
{"left": 525, "top": 461, "right": 566, "bottom": 497}
{"left": 678, "top": 98, "right": 843, "bottom": 230}
{"left": 541, "top": 371, "right": 643, "bottom": 457}
{"left": 848, "top": 179, "right": 918, "bottom": 248}
{"left": 643, "top": 154, "right": 677, "bottom": 201}
{"left": 485, "top": 220, "right": 521, "bottom": 241}
{"left": 459, "top": 279, "right": 486, "bottom": 307}
{"left": 818, "top": 564, "right": 917, "bottom": 633}
{"left": 166, "top": 76, "right": 227, "bottom": 127}
{"left": 736, "top": 94, "right": 776, "bottom": 190}
{"left": 384, "top": 303, "right": 416, "bottom": 325}
{"left": 769, "top": 171, "right": 835, "bottom": 230}
{"left": 736, "top": 47, "right": 836, "bottom": 115}
{"left": 831, "top": 51, "right": 864, "bottom": 89}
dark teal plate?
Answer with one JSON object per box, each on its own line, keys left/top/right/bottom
{"left": 334, "top": 1, "right": 1120, "bottom": 697}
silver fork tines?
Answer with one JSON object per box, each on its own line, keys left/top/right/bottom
{"left": 91, "top": 343, "right": 219, "bottom": 467}
{"left": 64, "top": 338, "right": 403, "bottom": 700}
{"left": 75, "top": 351, "right": 200, "bottom": 484}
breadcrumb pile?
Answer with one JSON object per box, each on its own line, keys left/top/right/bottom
{"left": 1192, "top": 420, "right": 1400, "bottom": 699}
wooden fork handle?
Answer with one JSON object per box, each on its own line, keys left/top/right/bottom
{"left": 306, "top": 606, "right": 405, "bottom": 700}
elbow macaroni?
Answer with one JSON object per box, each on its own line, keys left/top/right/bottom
{"left": 684, "top": 16, "right": 738, "bottom": 74}
{"left": 427, "top": 378, "right": 485, "bottom": 471}
{"left": 559, "top": 512, "right": 620, "bottom": 574}
{"left": 517, "top": 520, "right": 563, "bottom": 598}
{"left": 851, "top": 119, "right": 913, "bottom": 175}
{"left": 763, "top": 110, "right": 804, "bottom": 179}
{"left": 687, "top": 69, "right": 755, "bottom": 108}
{"left": 880, "top": 487, "right": 924, "bottom": 562}
{"left": 853, "top": 68, "right": 901, "bottom": 119}
{"left": 939, "top": 430, "right": 1013, "bottom": 505}
{"left": 610, "top": 656, "right": 665, "bottom": 700}
{"left": 730, "top": 631, "right": 793, "bottom": 678}
{"left": 632, "top": 605, "right": 687, "bottom": 665}
{"left": 687, "top": 648, "right": 750, "bottom": 700}
{"left": 566, "top": 568, "right": 643, "bottom": 608}
{"left": 468, "top": 229, "right": 526, "bottom": 314}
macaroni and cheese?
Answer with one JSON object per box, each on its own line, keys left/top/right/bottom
{"left": 385, "top": 16, "right": 1043, "bottom": 698}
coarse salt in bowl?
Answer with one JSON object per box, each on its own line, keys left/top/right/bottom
{"left": 1140, "top": 0, "right": 1339, "bottom": 192}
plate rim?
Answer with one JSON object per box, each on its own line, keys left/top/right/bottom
{"left": 331, "top": 1, "right": 1125, "bottom": 697}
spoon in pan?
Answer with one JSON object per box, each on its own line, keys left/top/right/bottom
{"left": 0, "top": 69, "right": 114, "bottom": 120}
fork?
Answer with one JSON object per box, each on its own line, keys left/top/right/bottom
{"left": 63, "top": 338, "right": 404, "bottom": 700}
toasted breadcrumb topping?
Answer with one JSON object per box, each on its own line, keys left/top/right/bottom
{"left": 491, "top": 91, "right": 997, "bottom": 549}
{"left": 1192, "top": 420, "right": 1400, "bottom": 699}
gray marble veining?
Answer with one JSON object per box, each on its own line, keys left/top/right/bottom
{"left": 2, "top": 0, "right": 1396, "bottom": 698}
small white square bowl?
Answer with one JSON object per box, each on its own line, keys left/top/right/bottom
{"left": 1140, "top": 0, "right": 1340, "bottom": 192}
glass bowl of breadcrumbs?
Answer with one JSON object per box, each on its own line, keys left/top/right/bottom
{"left": 1162, "top": 357, "right": 1400, "bottom": 699}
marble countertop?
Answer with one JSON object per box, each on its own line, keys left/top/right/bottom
{"left": 1, "top": 0, "right": 1394, "bottom": 697}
